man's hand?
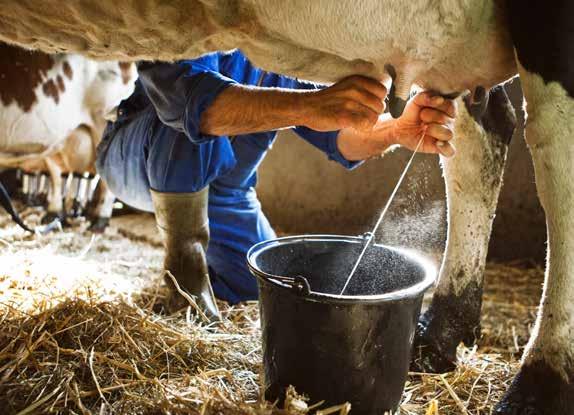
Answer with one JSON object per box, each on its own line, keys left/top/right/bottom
{"left": 300, "top": 75, "right": 388, "bottom": 132}
{"left": 336, "top": 91, "right": 458, "bottom": 161}
{"left": 393, "top": 91, "right": 457, "bottom": 157}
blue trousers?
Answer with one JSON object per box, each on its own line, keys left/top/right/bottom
{"left": 96, "top": 109, "right": 276, "bottom": 303}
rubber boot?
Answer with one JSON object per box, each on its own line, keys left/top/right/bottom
{"left": 151, "top": 187, "right": 221, "bottom": 321}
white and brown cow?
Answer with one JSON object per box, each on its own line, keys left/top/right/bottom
{"left": 0, "top": 1, "right": 572, "bottom": 412}
{"left": 0, "top": 44, "right": 136, "bottom": 231}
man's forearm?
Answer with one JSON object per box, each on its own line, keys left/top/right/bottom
{"left": 200, "top": 84, "right": 310, "bottom": 136}
{"left": 200, "top": 75, "right": 390, "bottom": 137}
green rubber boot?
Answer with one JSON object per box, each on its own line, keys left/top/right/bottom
{"left": 151, "top": 187, "right": 221, "bottom": 321}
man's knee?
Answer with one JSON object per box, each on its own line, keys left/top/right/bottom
{"left": 96, "top": 122, "right": 155, "bottom": 212}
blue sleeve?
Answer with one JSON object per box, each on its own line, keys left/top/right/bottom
{"left": 292, "top": 127, "right": 363, "bottom": 170}
{"left": 137, "top": 58, "right": 237, "bottom": 144}
{"left": 262, "top": 71, "right": 322, "bottom": 91}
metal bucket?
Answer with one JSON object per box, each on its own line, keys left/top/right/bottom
{"left": 247, "top": 234, "right": 436, "bottom": 414}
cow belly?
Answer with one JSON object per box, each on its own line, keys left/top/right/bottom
{"left": 0, "top": 89, "right": 90, "bottom": 156}
{"left": 0, "top": 107, "right": 82, "bottom": 157}
{"left": 247, "top": 0, "right": 516, "bottom": 91}
{"left": 0, "top": 1, "right": 515, "bottom": 94}
{"left": 0, "top": 113, "right": 63, "bottom": 154}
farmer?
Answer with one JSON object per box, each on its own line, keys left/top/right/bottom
{"left": 96, "top": 49, "right": 457, "bottom": 319}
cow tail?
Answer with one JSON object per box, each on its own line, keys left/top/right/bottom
{"left": 0, "top": 181, "right": 33, "bottom": 233}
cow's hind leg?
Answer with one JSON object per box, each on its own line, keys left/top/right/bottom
{"left": 494, "top": 3, "right": 574, "bottom": 412}
{"left": 413, "top": 86, "right": 516, "bottom": 372}
{"left": 494, "top": 69, "right": 574, "bottom": 415}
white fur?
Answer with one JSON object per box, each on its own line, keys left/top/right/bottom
{"left": 436, "top": 98, "right": 507, "bottom": 296}
{"left": 245, "top": 0, "right": 515, "bottom": 95}
{"left": 0, "top": 1, "right": 516, "bottom": 96}
{"left": 518, "top": 63, "right": 574, "bottom": 380}
{"left": 0, "top": 56, "right": 136, "bottom": 217}
{"left": 0, "top": 57, "right": 135, "bottom": 155}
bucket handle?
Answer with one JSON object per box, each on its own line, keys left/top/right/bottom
{"left": 268, "top": 275, "right": 311, "bottom": 296}
{"left": 360, "top": 231, "right": 373, "bottom": 241}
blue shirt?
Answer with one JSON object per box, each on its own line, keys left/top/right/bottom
{"left": 101, "top": 49, "right": 361, "bottom": 303}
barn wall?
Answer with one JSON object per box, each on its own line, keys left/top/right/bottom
{"left": 257, "top": 79, "right": 547, "bottom": 262}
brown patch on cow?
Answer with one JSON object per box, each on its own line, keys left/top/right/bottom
{"left": 56, "top": 75, "right": 65, "bottom": 92}
{"left": 62, "top": 61, "right": 73, "bottom": 80}
{"left": 0, "top": 44, "right": 54, "bottom": 112}
{"left": 42, "top": 79, "right": 60, "bottom": 104}
{"left": 118, "top": 62, "right": 132, "bottom": 84}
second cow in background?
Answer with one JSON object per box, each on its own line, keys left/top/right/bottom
{"left": 0, "top": 43, "right": 136, "bottom": 230}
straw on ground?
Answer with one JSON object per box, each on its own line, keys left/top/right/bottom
{"left": 0, "top": 211, "right": 541, "bottom": 414}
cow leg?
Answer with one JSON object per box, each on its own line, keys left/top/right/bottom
{"left": 66, "top": 174, "right": 84, "bottom": 217}
{"left": 86, "top": 177, "right": 115, "bottom": 233}
{"left": 22, "top": 171, "right": 39, "bottom": 206}
{"left": 37, "top": 172, "right": 49, "bottom": 207}
{"left": 493, "top": 3, "right": 574, "bottom": 412}
{"left": 28, "top": 172, "right": 43, "bottom": 206}
{"left": 21, "top": 171, "right": 32, "bottom": 205}
{"left": 42, "top": 156, "right": 66, "bottom": 224}
{"left": 494, "top": 70, "right": 574, "bottom": 415}
{"left": 412, "top": 86, "right": 516, "bottom": 372}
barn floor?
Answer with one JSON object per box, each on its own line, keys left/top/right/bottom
{"left": 0, "top": 207, "right": 543, "bottom": 415}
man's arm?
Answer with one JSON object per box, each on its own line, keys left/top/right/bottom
{"left": 202, "top": 76, "right": 457, "bottom": 160}
{"left": 198, "top": 85, "right": 307, "bottom": 136}
{"left": 200, "top": 75, "right": 388, "bottom": 136}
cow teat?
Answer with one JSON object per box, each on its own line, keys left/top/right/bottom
{"left": 384, "top": 63, "right": 419, "bottom": 119}
{"left": 466, "top": 86, "right": 489, "bottom": 121}
{"left": 389, "top": 95, "right": 408, "bottom": 119}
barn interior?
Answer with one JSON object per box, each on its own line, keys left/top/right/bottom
{"left": 0, "top": 49, "right": 546, "bottom": 414}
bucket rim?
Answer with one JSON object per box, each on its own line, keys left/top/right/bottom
{"left": 247, "top": 234, "right": 437, "bottom": 304}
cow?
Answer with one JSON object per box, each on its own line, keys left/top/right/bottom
{"left": 0, "top": 44, "right": 136, "bottom": 231}
{"left": 0, "top": 1, "right": 571, "bottom": 413}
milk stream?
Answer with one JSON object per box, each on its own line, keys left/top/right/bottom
{"left": 339, "top": 132, "right": 426, "bottom": 295}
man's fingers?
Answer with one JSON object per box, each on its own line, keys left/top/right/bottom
{"left": 435, "top": 140, "right": 456, "bottom": 157}
{"left": 420, "top": 137, "right": 455, "bottom": 157}
{"left": 437, "top": 99, "right": 457, "bottom": 118}
{"left": 342, "top": 75, "right": 388, "bottom": 101}
{"left": 413, "top": 92, "right": 457, "bottom": 117}
{"left": 343, "top": 88, "right": 386, "bottom": 114}
{"left": 420, "top": 108, "right": 454, "bottom": 126}
{"left": 420, "top": 123, "right": 455, "bottom": 155}
{"left": 412, "top": 91, "right": 436, "bottom": 107}
{"left": 425, "top": 123, "right": 454, "bottom": 141}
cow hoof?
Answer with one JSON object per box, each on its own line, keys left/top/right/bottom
{"left": 24, "top": 194, "right": 46, "bottom": 207}
{"left": 153, "top": 289, "right": 190, "bottom": 315}
{"left": 41, "top": 212, "right": 66, "bottom": 226}
{"left": 88, "top": 217, "right": 110, "bottom": 233}
{"left": 411, "top": 310, "right": 458, "bottom": 373}
{"left": 411, "top": 282, "right": 483, "bottom": 373}
{"left": 70, "top": 200, "right": 84, "bottom": 218}
{"left": 494, "top": 360, "right": 574, "bottom": 415}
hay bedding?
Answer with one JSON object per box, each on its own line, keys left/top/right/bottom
{"left": 0, "top": 208, "right": 543, "bottom": 414}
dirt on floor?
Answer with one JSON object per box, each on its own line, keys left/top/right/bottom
{"left": 0, "top": 207, "right": 544, "bottom": 414}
